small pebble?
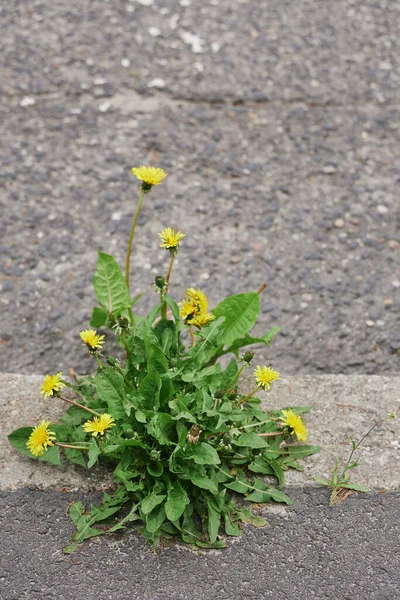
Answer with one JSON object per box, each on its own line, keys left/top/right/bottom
{"left": 148, "top": 26, "right": 161, "bottom": 37}
{"left": 302, "top": 293, "right": 313, "bottom": 302}
{"left": 93, "top": 76, "right": 107, "bottom": 86}
{"left": 392, "top": 280, "right": 400, "bottom": 289}
{"left": 376, "top": 204, "right": 388, "bottom": 214}
{"left": 98, "top": 101, "right": 111, "bottom": 113}
{"left": 334, "top": 218, "right": 345, "bottom": 228}
{"left": 388, "top": 240, "right": 399, "bottom": 250}
{"left": 365, "top": 320, "right": 375, "bottom": 327}
{"left": 20, "top": 96, "right": 36, "bottom": 107}
{"left": 111, "top": 212, "right": 122, "bottom": 221}
{"left": 121, "top": 58, "right": 131, "bottom": 67}
{"left": 384, "top": 298, "right": 393, "bottom": 306}
{"left": 147, "top": 78, "right": 166, "bottom": 89}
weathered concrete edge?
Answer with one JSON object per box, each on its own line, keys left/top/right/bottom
{"left": 0, "top": 373, "right": 399, "bottom": 492}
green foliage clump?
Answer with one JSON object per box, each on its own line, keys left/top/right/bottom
{"left": 8, "top": 167, "right": 319, "bottom": 552}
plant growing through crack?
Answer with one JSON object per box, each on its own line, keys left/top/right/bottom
{"left": 314, "top": 413, "right": 395, "bottom": 506}
{"left": 8, "top": 165, "right": 320, "bottom": 552}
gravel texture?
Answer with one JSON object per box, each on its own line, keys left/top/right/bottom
{"left": 1, "top": 487, "right": 399, "bottom": 600}
{"left": 1, "top": 0, "right": 400, "bottom": 376}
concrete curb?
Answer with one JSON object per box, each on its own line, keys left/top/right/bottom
{"left": 1, "top": 373, "right": 399, "bottom": 491}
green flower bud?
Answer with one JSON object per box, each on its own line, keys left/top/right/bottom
{"left": 154, "top": 275, "right": 166, "bottom": 290}
{"left": 227, "top": 388, "right": 238, "bottom": 401}
{"left": 242, "top": 350, "right": 254, "bottom": 364}
{"left": 214, "top": 389, "right": 224, "bottom": 399}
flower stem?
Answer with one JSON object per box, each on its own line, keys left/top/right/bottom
{"left": 189, "top": 326, "right": 196, "bottom": 346}
{"left": 162, "top": 253, "right": 175, "bottom": 318}
{"left": 59, "top": 396, "right": 101, "bottom": 417}
{"left": 239, "top": 385, "right": 260, "bottom": 404}
{"left": 55, "top": 442, "right": 90, "bottom": 451}
{"left": 95, "top": 355, "right": 103, "bottom": 370}
{"left": 125, "top": 188, "right": 146, "bottom": 324}
{"left": 225, "top": 364, "right": 246, "bottom": 391}
{"left": 257, "top": 283, "right": 267, "bottom": 295}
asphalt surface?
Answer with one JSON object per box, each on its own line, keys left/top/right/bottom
{"left": 1, "top": 0, "right": 400, "bottom": 377}
{"left": 1, "top": 487, "right": 399, "bottom": 600}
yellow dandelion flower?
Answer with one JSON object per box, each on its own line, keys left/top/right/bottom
{"left": 280, "top": 409, "right": 308, "bottom": 442}
{"left": 40, "top": 372, "right": 65, "bottom": 398}
{"left": 158, "top": 227, "right": 185, "bottom": 251}
{"left": 80, "top": 329, "right": 105, "bottom": 351}
{"left": 131, "top": 166, "right": 167, "bottom": 188}
{"left": 83, "top": 413, "right": 116, "bottom": 437}
{"left": 254, "top": 365, "right": 281, "bottom": 390}
{"left": 185, "top": 288, "right": 209, "bottom": 314}
{"left": 188, "top": 312, "right": 216, "bottom": 328}
{"left": 179, "top": 298, "right": 198, "bottom": 322}
{"left": 26, "top": 421, "right": 56, "bottom": 457}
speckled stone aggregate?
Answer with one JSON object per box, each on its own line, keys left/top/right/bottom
{"left": 1, "top": 0, "right": 400, "bottom": 377}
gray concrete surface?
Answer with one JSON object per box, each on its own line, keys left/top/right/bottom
{"left": 1, "top": 0, "right": 400, "bottom": 377}
{"left": 1, "top": 487, "right": 399, "bottom": 600}
{"left": 1, "top": 373, "right": 399, "bottom": 490}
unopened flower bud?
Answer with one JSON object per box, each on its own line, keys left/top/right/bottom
{"left": 154, "top": 275, "right": 166, "bottom": 290}
{"left": 227, "top": 388, "right": 238, "bottom": 401}
{"left": 222, "top": 433, "right": 232, "bottom": 447}
{"left": 214, "top": 389, "right": 224, "bottom": 399}
{"left": 242, "top": 350, "right": 254, "bottom": 364}
{"left": 106, "top": 356, "right": 118, "bottom": 366}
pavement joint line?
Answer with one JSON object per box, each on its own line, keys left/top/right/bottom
{"left": 5, "top": 88, "right": 399, "bottom": 111}
{"left": 0, "top": 372, "right": 399, "bottom": 492}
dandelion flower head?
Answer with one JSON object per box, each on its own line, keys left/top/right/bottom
{"left": 40, "top": 372, "right": 65, "bottom": 398}
{"left": 158, "top": 227, "right": 185, "bottom": 251}
{"left": 80, "top": 329, "right": 105, "bottom": 350}
{"left": 26, "top": 421, "right": 56, "bottom": 457}
{"left": 280, "top": 409, "right": 308, "bottom": 442}
{"left": 83, "top": 413, "right": 116, "bottom": 437}
{"left": 254, "top": 365, "right": 281, "bottom": 390}
{"left": 131, "top": 166, "right": 167, "bottom": 187}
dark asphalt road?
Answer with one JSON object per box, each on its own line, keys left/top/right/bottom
{"left": 1, "top": 487, "right": 399, "bottom": 600}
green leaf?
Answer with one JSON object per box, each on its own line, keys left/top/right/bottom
{"left": 190, "top": 472, "right": 218, "bottom": 495}
{"left": 223, "top": 513, "right": 240, "bottom": 536}
{"left": 141, "top": 493, "right": 166, "bottom": 515}
{"left": 145, "top": 504, "right": 166, "bottom": 533}
{"left": 164, "top": 294, "right": 181, "bottom": 324}
{"left": 266, "top": 488, "right": 292, "bottom": 504}
{"left": 64, "top": 448, "right": 87, "bottom": 467}
{"left": 146, "top": 413, "right": 176, "bottom": 445}
{"left": 224, "top": 327, "right": 280, "bottom": 355}
{"left": 94, "top": 367, "right": 126, "bottom": 419}
{"left": 93, "top": 252, "right": 131, "bottom": 315}
{"left": 90, "top": 306, "right": 109, "bottom": 328}
{"left": 165, "top": 482, "right": 189, "bottom": 521}
{"left": 266, "top": 459, "right": 285, "bottom": 489}
{"left": 233, "top": 432, "right": 268, "bottom": 449}
{"left": 8, "top": 427, "right": 61, "bottom": 465}
{"left": 281, "top": 445, "right": 321, "bottom": 460}
{"left": 207, "top": 502, "right": 221, "bottom": 542}
{"left": 313, "top": 477, "right": 331, "bottom": 487}
{"left": 138, "top": 371, "right": 161, "bottom": 411}
{"left": 248, "top": 457, "right": 275, "bottom": 476}
{"left": 338, "top": 483, "right": 369, "bottom": 493}
{"left": 212, "top": 292, "right": 260, "bottom": 347}
{"left": 245, "top": 490, "right": 269, "bottom": 503}
{"left": 87, "top": 438, "right": 101, "bottom": 468}
{"left": 190, "top": 442, "right": 221, "bottom": 465}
